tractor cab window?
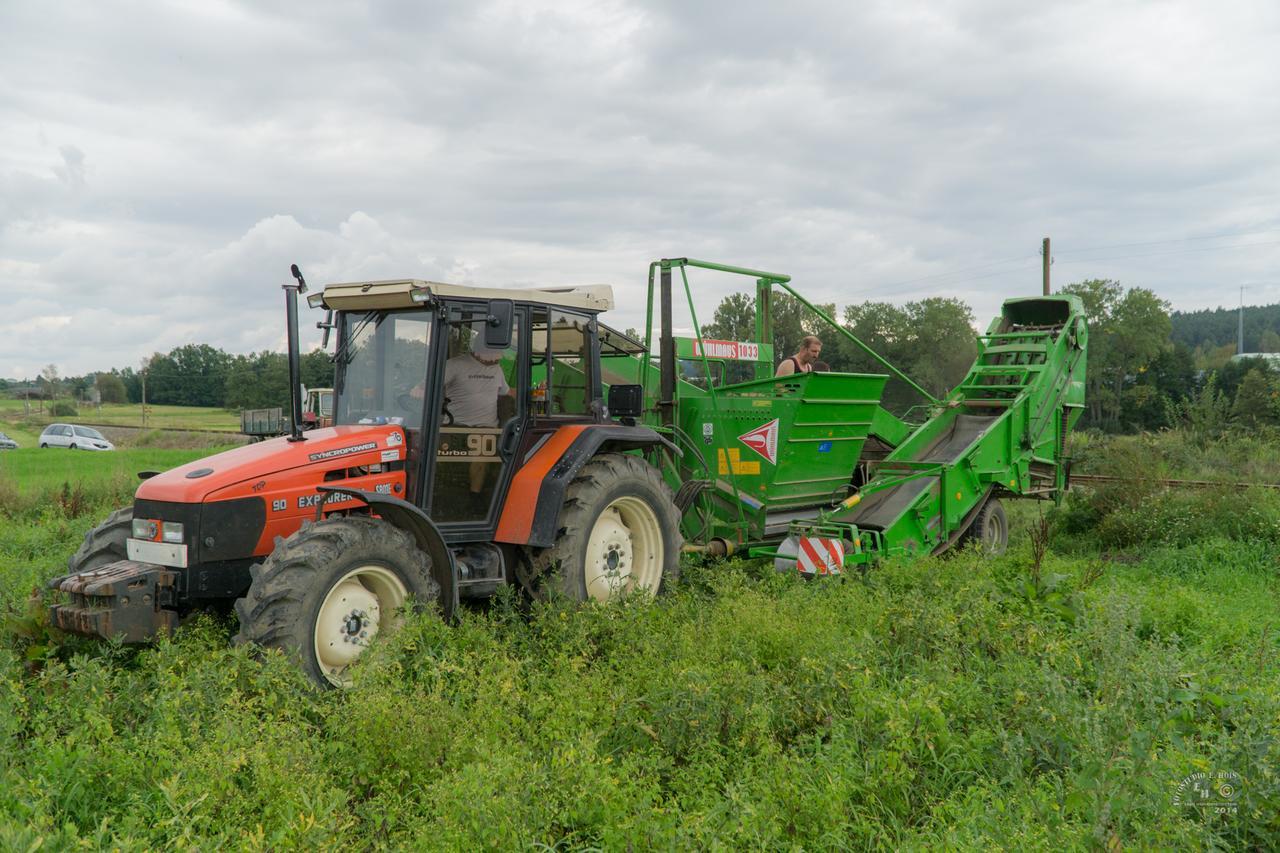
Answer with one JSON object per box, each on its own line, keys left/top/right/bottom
{"left": 679, "top": 358, "right": 725, "bottom": 389}
{"left": 596, "top": 324, "right": 646, "bottom": 388}
{"left": 430, "top": 305, "right": 521, "bottom": 523}
{"left": 531, "top": 308, "right": 596, "bottom": 417}
{"left": 675, "top": 358, "right": 754, "bottom": 389}
{"left": 334, "top": 309, "right": 432, "bottom": 430}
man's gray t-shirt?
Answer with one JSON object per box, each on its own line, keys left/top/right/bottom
{"left": 443, "top": 354, "right": 510, "bottom": 426}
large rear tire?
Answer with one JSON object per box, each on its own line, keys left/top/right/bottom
{"left": 963, "top": 497, "right": 1008, "bottom": 556}
{"left": 530, "top": 453, "right": 682, "bottom": 602}
{"left": 67, "top": 506, "right": 133, "bottom": 573}
{"left": 233, "top": 516, "right": 440, "bottom": 688}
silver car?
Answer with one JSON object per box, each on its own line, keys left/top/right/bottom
{"left": 39, "top": 423, "right": 115, "bottom": 451}
{"left": 0, "top": 431, "right": 16, "bottom": 450}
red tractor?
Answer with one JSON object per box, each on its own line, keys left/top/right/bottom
{"left": 50, "top": 267, "right": 682, "bottom": 686}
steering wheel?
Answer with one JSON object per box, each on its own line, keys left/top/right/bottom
{"left": 393, "top": 393, "right": 453, "bottom": 425}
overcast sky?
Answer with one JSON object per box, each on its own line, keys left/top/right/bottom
{"left": 3, "top": 0, "right": 1279, "bottom": 379}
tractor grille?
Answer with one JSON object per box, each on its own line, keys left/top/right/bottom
{"left": 133, "top": 497, "right": 265, "bottom": 564}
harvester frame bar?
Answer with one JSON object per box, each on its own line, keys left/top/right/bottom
{"left": 677, "top": 262, "right": 748, "bottom": 532}
{"left": 659, "top": 257, "right": 940, "bottom": 404}
{"left": 637, "top": 257, "right": 938, "bottom": 548}
{"left": 770, "top": 277, "right": 939, "bottom": 405}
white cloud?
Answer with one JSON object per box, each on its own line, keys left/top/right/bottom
{"left": 2, "top": 0, "right": 1279, "bottom": 380}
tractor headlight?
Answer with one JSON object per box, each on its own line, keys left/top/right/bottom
{"left": 162, "top": 521, "right": 185, "bottom": 544}
{"left": 132, "top": 519, "right": 159, "bottom": 540}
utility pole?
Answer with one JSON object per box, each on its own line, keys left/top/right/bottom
{"left": 1041, "top": 237, "right": 1051, "bottom": 296}
{"left": 1238, "top": 285, "right": 1246, "bottom": 355}
{"left": 137, "top": 355, "right": 157, "bottom": 428}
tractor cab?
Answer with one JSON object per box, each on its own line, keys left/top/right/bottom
{"left": 316, "top": 279, "right": 630, "bottom": 537}
{"left": 301, "top": 387, "right": 334, "bottom": 428}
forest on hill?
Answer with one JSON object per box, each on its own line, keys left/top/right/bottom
{"left": 1169, "top": 302, "right": 1280, "bottom": 355}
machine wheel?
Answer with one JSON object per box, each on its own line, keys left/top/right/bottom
{"left": 531, "top": 453, "right": 682, "bottom": 602}
{"left": 233, "top": 516, "right": 440, "bottom": 688}
{"left": 964, "top": 497, "right": 1008, "bottom": 556}
{"left": 67, "top": 506, "right": 133, "bottom": 573}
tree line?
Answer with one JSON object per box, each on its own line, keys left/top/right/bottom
{"left": 700, "top": 281, "right": 1280, "bottom": 433}
{"left": 6, "top": 283, "right": 1278, "bottom": 431}
{"left": 4, "top": 347, "right": 334, "bottom": 412}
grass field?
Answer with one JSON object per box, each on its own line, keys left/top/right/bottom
{"left": 0, "top": 446, "right": 229, "bottom": 497}
{"left": 0, "top": 431, "right": 1277, "bottom": 848}
{"left": 0, "top": 399, "right": 240, "bottom": 435}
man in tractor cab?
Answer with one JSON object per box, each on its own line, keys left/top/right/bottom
{"left": 441, "top": 345, "right": 511, "bottom": 426}
{"left": 411, "top": 329, "right": 517, "bottom": 514}
{"left": 775, "top": 335, "right": 823, "bottom": 376}
{"left": 408, "top": 337, "right": 515, "bottom": 428}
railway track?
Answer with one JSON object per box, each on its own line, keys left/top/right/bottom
{"left": 1070, "top": 473, "right": 1280, "bottom": 491}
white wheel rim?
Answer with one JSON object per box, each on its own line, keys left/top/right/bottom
{"left": 313, "top": 564, "right": 407, "bottom": 687}
{"left": 583, "top": 496, "right": 664, "bottom": 601}
{"left": 985, "top": 511, "right": 1006, "bottom": 554}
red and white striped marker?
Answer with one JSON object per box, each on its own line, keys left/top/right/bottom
{"left": 796, "top": 536, "right": 844, "bottom": 575}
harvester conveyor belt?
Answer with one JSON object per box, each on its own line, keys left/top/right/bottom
{"left": 843, "top": 414, "right": 998, "bottom": 530}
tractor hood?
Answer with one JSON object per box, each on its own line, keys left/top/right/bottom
{"left": 135, "top": 425, "right": 407, "bottom": 505}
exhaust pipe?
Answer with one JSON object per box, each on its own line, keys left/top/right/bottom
{"left": 285, "top": 263, "right": 307, "bottom": 443}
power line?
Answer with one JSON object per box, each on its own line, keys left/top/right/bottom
{"left": 869, "top": 253, "right": 1039, "bottom": 291}
{"left": 868, "top": 225, "right": 1280, "bottom": 295}
{"left": 1053, "top": 239, "right": 1280, "bottom": 266}
{"left": 1055, "top": 225, "right": 1280, "bottom": 256}
{"left": 868, "top": 233, "right": 1280, "bottom": 297}
{"left": 886, "top": 258, "right": 1042, "bottom": 296}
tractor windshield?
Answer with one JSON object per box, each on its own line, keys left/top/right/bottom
{"left": 334, "top": 309, "right": 432, "bottom": 429}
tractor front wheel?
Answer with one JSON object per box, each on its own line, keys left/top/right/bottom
{"left": 531, "top": 453, "right": 682, "bottom": 602}
{"left": 233, "top": 516, "right": 439, "bottom": 688}
{"left": 67, "top": 506, "right": 133, "bottom": 573}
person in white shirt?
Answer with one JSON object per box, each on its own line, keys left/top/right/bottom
{"left": 410, "top": 345, "right": 514, "bottom": 512}
{"left": 442, "top": 348, "right": 509, "bottom": 426}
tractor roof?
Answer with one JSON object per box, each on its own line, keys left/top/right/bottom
{"left": 313, "top": 279, "right": 615, "bottom": 313}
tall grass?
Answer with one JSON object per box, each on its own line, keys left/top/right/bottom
{"left": 0, "top": 429, "right": 1276, "bottom": 848}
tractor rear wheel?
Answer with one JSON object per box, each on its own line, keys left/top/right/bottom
{"left": 233, "top": 516, "right": 439, "bottom": 688}
{"left": 67, "top": 506, "right": 133, "bottom": 573}
{"left": 964, "top": 497, "right": 1008, "bottom": 556}
{"left": 531, "top": 453, "right": 682, "bottom": 602}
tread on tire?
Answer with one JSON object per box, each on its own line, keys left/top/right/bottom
{"left": 232, "top": 515, "right": 439, "bottom": 688}
{"left": 67, "top": 506, "right": 133, "bottom": 573}
{"left": 529, "top": 452, "right": 682, "bottom": 601}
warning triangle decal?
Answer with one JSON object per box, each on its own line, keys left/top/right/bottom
{"left": 738, "top": 418, "right": 779, "bottom": 465}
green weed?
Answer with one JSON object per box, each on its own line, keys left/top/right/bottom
{"left": 0, "top": 430, "right": 1275, "bottom": 848}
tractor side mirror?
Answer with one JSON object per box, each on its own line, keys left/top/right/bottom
{"left": 607, "top": 384, "right": 644, "bottom": 418}
{"left": 484, "top": 299, "right": 515, "bottom": 349}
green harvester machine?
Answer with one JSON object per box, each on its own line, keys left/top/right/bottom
{"left": 610, "top": 258, "right": 1088, "bottom": 573}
